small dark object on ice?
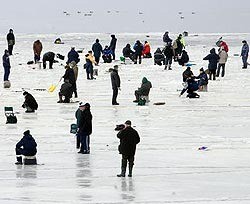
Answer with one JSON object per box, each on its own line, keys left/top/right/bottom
{"left": 198, "top": 146, "right": 208, "bottom": 151}
{"left": 153, "top": 102, "right": 166, "bottom": 105}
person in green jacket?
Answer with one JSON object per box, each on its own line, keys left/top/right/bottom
{"left": 133, "top": 77, "right": 152, "bottom": 102}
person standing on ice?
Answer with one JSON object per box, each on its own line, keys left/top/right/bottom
{"left": 133, "top": 40, "right": 144, "bottom": 64}
{"left": 241, "top": 40, "right": 249, "bottom": 69}
{"left": 67, "top": 47, "right": 80, "bottom": 65}
{"left": 3, "top": 49, "right": 11, "bottom": 81}
{"left": 92, "top": 39, "right": 103, "bottom": 65}
{"left": 33, "top": 40, "right": 43, "bottom": 63}
{"left": 117, "top": 120, "right": 140, "bottom": 177}
{"left": 216, "top": 46, "right": 228, "bottom": 77}
{"left": 6, "top": 29, "right": 15, "bottom": 55}
{"left": 110, "top": 65, "right": 121, "bottom": 105}
{"left": 78, "top": 103, "right": 92, "bottom": 154}
{"left": 109, "top": 34, "right": 117, "bottom": 60}
{"left": 203, "top": 48, "right": 219, "bottom": 80}
{"left": 163, "top": 42, "right": 174, "bottom": 70}
{"left": 15, "top": 130, "right": 37, "bottom": 165}
{"left": 75, "top": 102, "right": 85, "bottom": 149}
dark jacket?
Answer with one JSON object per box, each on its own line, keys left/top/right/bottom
{"left": 63, "top": 68, "right": 76, "bottom": 84}
{"left": 241, "top": 43, "right": 249, "bottom": 56}
{"left": 92, "top": 42, "right": 103, "bottom": 57}
{"left": 117, "top": 126, "right": 140, "bottom": 156}
{"left": 109, "top": 36, "right": 117, "bottom": 50}
{"left": 75, "top": 108, "right": 82, "bottom": 127}
{"left": 78, "top": 108, "right": 92, "bottom": 135}
{"left": 103, "top": 48, "right": 112, "bottom": 56}
{"left": 33, "top": 40, "right": 43, "bottom": 56}
{"left": 23, "top": 93, "right": 38, "bottom": 110}
{"left": 203, "top": 48, "right": 219, "bottom": 70}
{"left": 3, "top": 53, "right": 10, "bottom": 68}
{"left": 123, "top": 44, "right": 134, "bottom": 57}
{"left": 67, "top": 49, "right": 80, "bottom": 64}
{"left": 7, "top": 32, "right": 15, "bottom": 45}
{"left": 84, "top": 58, "right": 94, "bottom": 72}
{"left": 43, "top": 52, "right": 55, "bottom": 61}
{"left": 134, "top": 41, "right": 144, "bottom": 55}
{"left": 154, "top": 48, "right": 164, "bottom": 61}
{"left": 196, "top": 72, "right": 208, "bottom": 86}
{"left": 16, "top": 133, "right": 37, "bottom": 156}
{"left": 137, "top": 77, "right": 152, "bottom": 96}
{"left": 178, "top": 50, "right": 189, "bottom": 66}
{"left": 180, "top": 78, "right": 199, "bottom": 95}
{"left": 182, "top": 68, "right": 194, "bottom": 82}
{"left": 111, "top": 69, "right": 120, "bottom": 89}
{"left": 163, "top": 32, "right": 172, "bottom": 44}
{"left": 60, "top": 81, "right": 72, "bottom": 98}
{"left": 163, "top": 45, "right": 174, "bottom": 58}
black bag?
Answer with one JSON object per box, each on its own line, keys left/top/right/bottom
{"left": 6, "top": 115, "right": 17, "bottom": 124}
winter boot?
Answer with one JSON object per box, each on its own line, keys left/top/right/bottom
{"left": 128, "top": 163, "right": 133, "bottom": 177}
{"left": 15, "top": 156, "right": 22, "bottom": 165}
{"left": 117, "top": 159, "right": 127, "bottom": 177}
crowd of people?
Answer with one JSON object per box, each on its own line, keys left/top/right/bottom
{"left": 2, "top": 29, "right": 249, "bottom": 177}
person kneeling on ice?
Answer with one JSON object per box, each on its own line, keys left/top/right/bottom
{"left": 177, "top": 50, "right": 189, "bottom": 66}
{"left": 195, "top": 68, "right": 208, "bottom": 90}
{"left": 78, "top": 103, "right": 92, "bottom": 154}
{"left": 42, "top": 51, "right": 55, "bottom": 69}
{"left": 117, "top": 120, "right": 140, "bottom": 177}
{"left": 180, "top": 77, "right": 200, "bottom": 98}
{"left": 142, "top": 41, "right": 152, "bottom": 58}
{"left": 15, "top": 130, "right": 37, "bottom": 165}
{"left": 22, "top": 91, "right": 38, "bottom": 113}
{"left": 154, "top": 48, "right": 165, "bottom": 66}
{"left": 58, "top": 79, "right": 73, "bottom": 103}
{"left": 133, "top": 77, "right": 152, "bottom": 103}
{"left": 122, "top": 44, "right": 135, "bottom": 62}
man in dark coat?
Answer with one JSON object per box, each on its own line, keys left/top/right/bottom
{"left": 78, "top": 103, "right": 92, "bottom": 154}
{"left": 63, "top": 65, "right": 77, "bottom": 98}
{"left": 3, "top": 49, "right": 11, "bottom": 81}
{"left": 67, "top": 47, "right": 80, "bottom": 64}
{"left": 133, "top": 77, "right": 152, "bottom": 102}
{"left": 58, "top": 79, "right": 73, "bottom": 103}
{"left": 241, "top": 40, "right": 249, "bottom": 69}
{"left": 110, "top": 65, "right": 121, "bottom": 105}
{"left": 163, "top": 43, "right": 174, "bottom": 70}
{"left": 33, "top": 40, "right": 43, "bottom": 63}
{"left": 15, "top": 130, "right": 37, "bottom": 165}
{"left": 22, "top": 91, "right": 38, "bottom": 113}
{"left": 7, "top": 29, "right": 15, "bottom": 55}
{"left": 92, "top": 39, "right": 103, "bottom": 65}
{"left": 182, "top": 67, "right": 194, "bottom": 82}
{"left": 122, "top": 44, "right": 135, "bottom": 61}
{"left": 133, "top": 40, "right": 144, "bottom": 64}
{"left": 203, "top": 48, "right": 219, "bottom": 80}
{"left": 154, "top": 48, "right": 165, "bottom": 66}
{"left": 75, "top": 102, "right": 85, "bottom": 149}
{"left": 117, "top": 120, "right": 140, "bottom": 177}
{"left": 42, "top": 52, "right": 55, "bottom": 69}
{"left": 163, "top": 31, "right": 172, "bottom": 44}
{"left": 109, "top": 34, "right": 117, "bottom": 60}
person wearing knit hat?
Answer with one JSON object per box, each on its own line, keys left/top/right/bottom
{"left": 117, "top": 120, "right": 140, "bottom": 177}
{"left": 133, "top": 77, "right": 152, "bottom": 103}
{"left": 22, "top": 91, "right": 38, "bottom": 113}
{"left": 77, "top": 102, "right": 92, "bottom": 154}
{"left": 15, "top": 130, "right": 37, "bottom": 165}
{"left": 110, "top": 65, "right": 121, "bottom": 105}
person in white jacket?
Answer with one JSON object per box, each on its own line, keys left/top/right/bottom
{"left": 216, "top": 46, "right": 228, "bottom": 77}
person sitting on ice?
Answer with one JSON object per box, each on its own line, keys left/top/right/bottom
{"left": 102, "top": 45, "right": 112, "bottom": 63}
{"left": 22, "top": 91, "right": 38, "bottom": 113}
{"left": 154, "top": 48, "right": 165, "bottom": 66}
{"left": 195, "top": 67, "right": 208, "bottom": 90}
{"left": 58, "top": 79, "right": 73, "bottom": 103}
{"left": 54, "top": 38, "right": 63, "bottom": 44}
{"left": 122, "top": 44, "right": 135, "bottom": 61}
{"left": 177, "top": 50, "right": 189, "bottom": 66}
{"left": 15, "top": 130, "right": 37, "bottom": 165}
{"left": 142, "top": 41, "right": 152, "bottom": 58}
{"left": 179, "top": 77, "right": 200, "bottom": 98}
{"left": 133, "top": 77, "right": 152, "bottom": 103}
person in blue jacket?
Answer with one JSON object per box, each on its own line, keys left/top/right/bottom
{"left": 67, "top": 47, "right": 80, "bottom": 64}
{"left": 15, "top": 130, "right": 37, "bottom": 165}
{"left": 102, "top": 46, "right": 112, "bottom": 63}
{"left": 203, "top": 48, "right": 219, "bottom": 80}
{"left": 195, "top": 68, "right": 208, "bottom": 88}
{"left": 2, "top": 49, "right": 11, "bottom": 81}
{"left": 180, "top": 77, "right": 200, "bottom": 98}
{"left": 241, "top": 40, "right": 249, "bottom": 69}
{"left": 92, "top": 39, "right": 103, "bottom": 65}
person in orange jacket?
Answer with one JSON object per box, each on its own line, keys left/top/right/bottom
{"left": 142, "top": 41, "right": 152, "bottom": 58}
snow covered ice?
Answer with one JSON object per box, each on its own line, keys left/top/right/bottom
{"left": 1, "top": 33, "right": 250, "bottom": 203}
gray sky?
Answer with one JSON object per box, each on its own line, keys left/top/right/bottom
{"left": 1, "top": 0, "right": 250, "bottom": 34}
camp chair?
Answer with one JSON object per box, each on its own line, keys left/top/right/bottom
{"left": 4, "top": 107, "right": 17, "bottom": 124}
